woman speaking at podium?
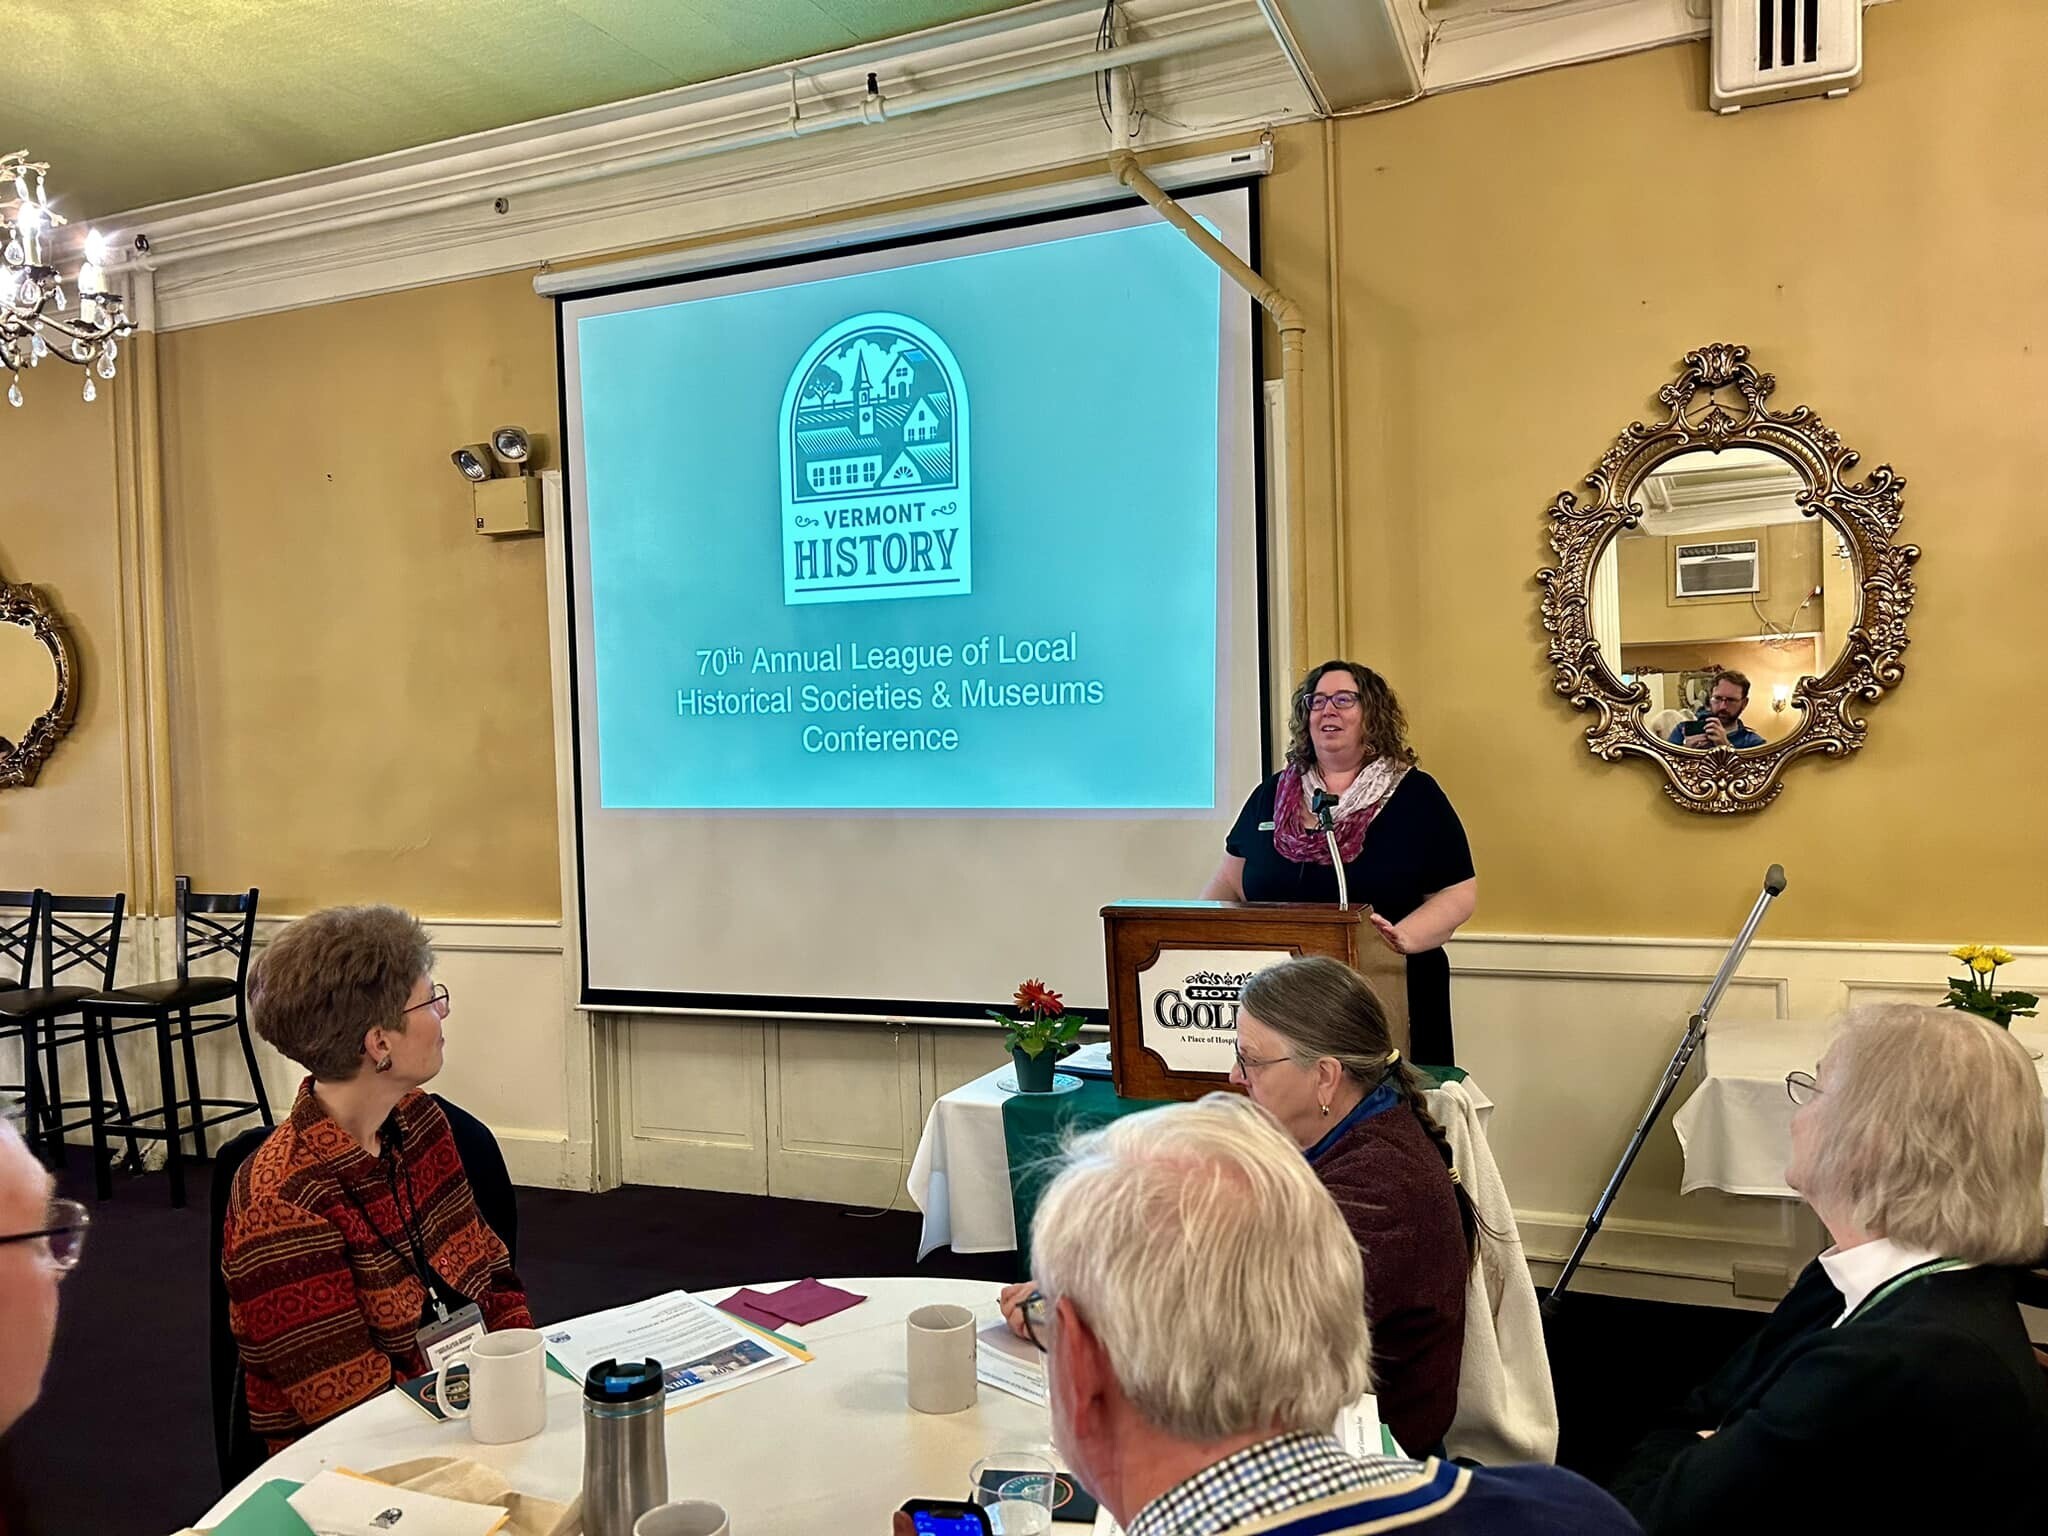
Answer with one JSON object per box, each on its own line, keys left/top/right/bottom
{"left": 1203, "top": 660, "right": 1476, "bottom": 1065}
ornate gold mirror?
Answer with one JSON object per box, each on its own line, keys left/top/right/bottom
{"left": 0, "top": 580, "right": 80, "bottom": 788}
{"left": 1538, "top": 344, "right": 1915, "bottom": 813}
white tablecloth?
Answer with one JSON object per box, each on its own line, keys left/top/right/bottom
{"left": 907, "top": 1066, "right": 1495, "bottom": 1259}
{"left": 199, "top": 1277, "right": 1088, "bottom": 1533}
{"left": 1672, "top": 1017, "right": 2048, "bottom": 1205}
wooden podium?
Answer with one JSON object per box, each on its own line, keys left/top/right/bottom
{"left": 1101, "top": 901, "right": 1410, "bottom": 1102}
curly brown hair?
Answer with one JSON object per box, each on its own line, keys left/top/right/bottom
{"left": 1284, "top": 660, "right": 1417, "bottom": 773}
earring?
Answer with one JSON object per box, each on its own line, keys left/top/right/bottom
{"left": 374, "top": 1053, "right": 394, "bottom": 1074}
{"left": 1320, "top": 1102, "right": 1330, "bottom": 1117}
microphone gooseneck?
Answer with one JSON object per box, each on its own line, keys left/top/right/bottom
{"left": 1311, "top": 791, "right": 1348, "bottom": 911}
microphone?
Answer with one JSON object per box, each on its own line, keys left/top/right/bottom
{"left": 1309, "top": 789, "right": 1349, "bottom": 911}
{"left": 1764, "top": 864, "right": 1788, "bottom": 896}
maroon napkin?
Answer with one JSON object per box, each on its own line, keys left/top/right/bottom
{"left": 720, "top": 1279, "right": 867, "bottom": 1330}
{"left": 759, "top": 1278, "right": 865, "bottom": 1325}
{"left": 718, "top": 1292, "right": 792, "bottom": 1332}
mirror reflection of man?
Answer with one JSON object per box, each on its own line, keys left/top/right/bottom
{"left": 1669, "top": 671, "right": 1766, "bottom": 749}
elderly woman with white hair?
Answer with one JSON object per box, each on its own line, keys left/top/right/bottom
{"left": 1614, "top": 1004, "right": 2048, "bottom": 1534}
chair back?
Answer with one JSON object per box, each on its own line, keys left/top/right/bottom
{"left": 434, "top": 1093, "right": 519, "bottom": 1264}
{"left": 39, "top": 891, "right": 126, "bottom": 990}
{"left": 174, "top": 875, "right": 261, "bottom": 986}
{"left": 0, "top": 890, "right": 40, "bottom": 990}
{"left": 210, "top": 1124, "right": 275, "bottom": 1490}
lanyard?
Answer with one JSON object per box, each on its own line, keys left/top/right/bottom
{"left": 323, "top": 1142, "right": 451, "bottom": 1320}
{"left": 1844, "top": 1258, "right": 1967, "bottom": 1324}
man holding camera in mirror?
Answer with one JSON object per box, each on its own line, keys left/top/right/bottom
{"left": 1668, "top": 671, "right": 1766, "bottom": 750}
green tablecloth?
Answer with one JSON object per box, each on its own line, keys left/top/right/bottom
{"left": 998, "top": 1065, "right": 1465, "bottom": 1277}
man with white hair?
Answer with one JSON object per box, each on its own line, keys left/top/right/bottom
{"left": 1021, "top": 1093, "right": 1636, "bottom": 1534}
{"left": 0, "top": 1115, "right": 86, "bottom": 1440}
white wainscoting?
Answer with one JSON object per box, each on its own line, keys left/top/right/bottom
{"left": 610, "top": 1013, "right": 1011, "bottom": 1209}
{"left": 1, "top": 913, "right": 581, "bottom": 1191}
{"left": 1451, "top": 932, "right": 1968, "bottom": 1303}
{"left": 10, "top": 903, "right": 2021, "bottom": 1304}
{"left": 599, "top": 930, "right": 2019, "bottom": 1305}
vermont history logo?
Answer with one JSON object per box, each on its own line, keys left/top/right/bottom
{"left": 778, "top": 313, "right": 971, "bottom": 606}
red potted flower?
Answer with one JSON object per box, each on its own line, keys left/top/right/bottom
{"left": 991, "top": 978, "right": 1081, "bottom": 1092}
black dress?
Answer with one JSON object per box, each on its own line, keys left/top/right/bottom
{"left": 1225, "top": 768, "right": 1473, "bottom": 1066}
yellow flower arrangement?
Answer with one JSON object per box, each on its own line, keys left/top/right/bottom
{"left": 1942, "top": 943, "right": 2037, "bottom": 1029}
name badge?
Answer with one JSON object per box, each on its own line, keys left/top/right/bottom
{"left": 1258, "top": 821, "right": 1276, "bottom": 832}
{"left": 418, "top": 1302, "right": 487, "bottom": 1371}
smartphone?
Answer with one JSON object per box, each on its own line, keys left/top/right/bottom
{"left": 1678, "top": 717, "right": 1709, "bottom": 737}
{"left": 898, "top": 1499, "right": 995, "bottom": 1535}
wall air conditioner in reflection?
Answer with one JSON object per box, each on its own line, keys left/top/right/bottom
{"left": 1674, "top": 538, "right": 1761, "bottom": 598}
{"left": 1710, "top": 0, "right": 1864, "bottom": 114}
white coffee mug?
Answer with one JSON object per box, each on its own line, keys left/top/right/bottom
{"left": 432, "top": 1327, "right": 547, "bottom": 1444}
{"left": 906, "top": 1303, "right": 978, "bottom": 1414}
{"left": 634, "top": 1500, "right": 731, "bottom": 1536}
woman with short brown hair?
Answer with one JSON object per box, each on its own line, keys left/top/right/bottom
{"left": 222, "top": 905, "right": 530, "bottom": 1451}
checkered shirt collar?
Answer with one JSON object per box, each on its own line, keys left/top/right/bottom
{"left": 1126, "top": 1432, "right": 1423, "bottom": 1536}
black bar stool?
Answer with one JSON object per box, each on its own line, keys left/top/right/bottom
{"left": 0, "top": 892, "right": 137, "bottom": 1170}
{"left": 0, "top": 890, "right": 49, "bottom": 1143}
{"left": 85, "top": 876, "right": 269, "bottom": 1207}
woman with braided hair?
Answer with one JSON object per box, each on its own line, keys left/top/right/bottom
{"left": 1229, "top": 955, "right": 1474, "bottom": 1457}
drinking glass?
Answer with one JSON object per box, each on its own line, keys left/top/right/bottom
{"left": 969, "top": 1450, "right": 1057, "bottom": 1536}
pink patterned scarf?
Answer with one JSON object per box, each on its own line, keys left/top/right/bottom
{"left": 1270, "top": 761, "right": 1408, "bottom": 865}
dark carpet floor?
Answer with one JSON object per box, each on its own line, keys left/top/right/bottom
{"left": 0, "top": 1158, "right": 1763, "bottom": 1534}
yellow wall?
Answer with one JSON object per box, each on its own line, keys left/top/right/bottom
{"left": 156, "top": 272, "right": 562, "bottom": 916}
{"left": 1265, "top": 0, "right": 2048, "bottom": 941}
{"left": 0, "top": 385, "right": 129, "bottom": 895}
{"left": 6, "top": 0, "right": 2044, "bottom": 947}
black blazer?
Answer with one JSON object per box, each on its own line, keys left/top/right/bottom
{"left": 1612, "top": 1259, "right": 2048, "bottom": 1535}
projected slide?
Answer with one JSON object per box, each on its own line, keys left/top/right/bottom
{"left": 574, "top": 217, "right": 1225, "bottom": 811}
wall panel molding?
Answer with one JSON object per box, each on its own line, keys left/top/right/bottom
{"left": 13, "top": 906, "right": 2014, "bottom": 1297}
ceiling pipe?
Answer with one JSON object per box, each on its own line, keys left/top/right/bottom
{"left": 109, "top": 15, "right": 1270, "bottom": 273}
{"left": 1107, "top": 141, "right": 1311, "bottom": 683}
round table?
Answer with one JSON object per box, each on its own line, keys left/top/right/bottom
{"left": 200, "top": 1277, "right": 1087, "bottom": 1533}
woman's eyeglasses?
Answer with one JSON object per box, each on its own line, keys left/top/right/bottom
{"left": 1232, "top": 1043, "right": 1293, "bottom": 1076}
{"left": 403, "top": 984, "right": 451, "bottom": 1018}
{"left": 1785, "top": 1070, "right": 1822, "bottom": 1106}
{"left": 1307, "top": 691, "right": 1361, "bottom": 714}
{"left": 0, "top": 1197, "right": 91, "bottom": 1274}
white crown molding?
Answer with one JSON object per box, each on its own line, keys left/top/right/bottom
{"left": 1419, "top": 0, "right": 1899, "bottom": 96}
{"left": 1423, "top": 0, "right": 1707, "bottom": 94}
{"left": 100, "top": 0, "right": 1311, "bottom": 333}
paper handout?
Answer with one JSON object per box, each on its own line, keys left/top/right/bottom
{"left": 976, "top": 1317, "right": 1048, "bottom": 1406}
{"left": 542, "top": 1290, "right": 806, "bottom": 1412}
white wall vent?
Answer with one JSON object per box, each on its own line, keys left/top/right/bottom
{"left": 1675, "top": 539, "right": 1762, "bottom": 597}
{"left": 1710, "top": 0, "right": 1864, "bottom": 114}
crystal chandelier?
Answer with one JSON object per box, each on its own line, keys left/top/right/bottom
{"left": 2, "top": 150, "right": 132, "bottom": 409}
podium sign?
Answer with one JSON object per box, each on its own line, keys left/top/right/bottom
{"left": 1135, "top": 951, "right": 1271, "bottom": 1075}
{"left": 1103, "top": 901, "right": 1409, "bottom": 1102}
